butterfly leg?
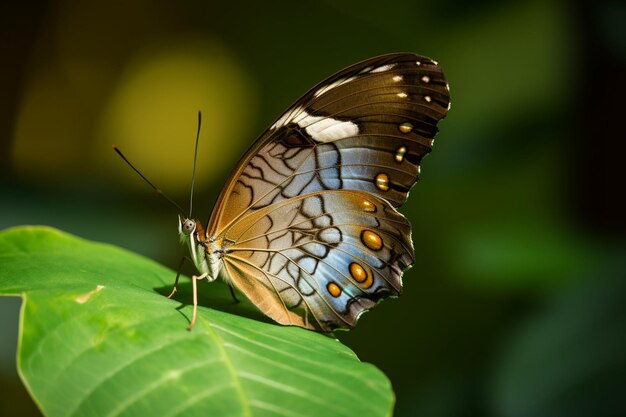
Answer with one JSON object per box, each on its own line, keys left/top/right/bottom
{"left": 228, "top": 285, "right": 240, "bottom": 304}
{"left": 166, "top": 270, "right": 181, "bottom": 299}
{"left": 187, "top": 272, "right": 208, "bottom": 330}
{"left": 167, "top": 257, "right": 187, "bottom": 299}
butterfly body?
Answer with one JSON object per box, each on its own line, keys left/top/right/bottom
{"left": 179, "top": 53, "right": 450, "bottom": 332}
{"left": 178, "top": 216, "right": 221, "bottom": 283}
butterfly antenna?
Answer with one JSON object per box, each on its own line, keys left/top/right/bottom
{"left": 189, "top": 111, "right": 202, "bottom": 218}
{"left": 112, "top": 145, "right": 186, "bottom": 216}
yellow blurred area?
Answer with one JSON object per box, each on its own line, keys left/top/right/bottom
{"left": 93, "top": 38, "right": 257, "bottom": 192}
{"left": 12, "top": 70, "right": 86, "bottom": 177}
{"left": 12, "top": 35, "right": 257, "bottom": 193}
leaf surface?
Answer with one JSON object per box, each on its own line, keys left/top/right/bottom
{"left": 0, "top": 226, "right": 393, "bottom": 417}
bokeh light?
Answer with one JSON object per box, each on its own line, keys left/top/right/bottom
{"left": 92, "top": 37, "right": 257, "bottom": 192}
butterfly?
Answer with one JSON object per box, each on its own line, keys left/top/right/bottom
{"left": 169, "top": 53, "right": 449, "bottom": 332}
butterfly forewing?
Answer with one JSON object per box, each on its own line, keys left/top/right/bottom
{"left": 207, "top": 53, "right": 450, "bottom": 331}
{"left": 208, "top": 53, "right": 449, "bottom": 234}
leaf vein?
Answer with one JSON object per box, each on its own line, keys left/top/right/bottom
{"left": 105, "top": 358, "right": 223, "bottom": 417}
{"left": 197, "top": 315, "right": 253, "bottom": 417}
{"left": 66, "top": 330, "right": 197, "bottom": 417}
{"left": 239, "top": 371, "right": 354, "bottom": 416}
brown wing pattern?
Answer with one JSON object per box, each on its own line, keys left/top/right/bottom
{"left": 208, "top": 53, "right": 450, "bottom": 237}
{"left": 206, "top": 53, "right": 450, "bottom": 331}
{"left": 220, "top": 190, "right": 413, "bottom": 331}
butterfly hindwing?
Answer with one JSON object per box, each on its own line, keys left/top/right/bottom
{"left": 221, "top": 190, "right": 413, "bottom": 331}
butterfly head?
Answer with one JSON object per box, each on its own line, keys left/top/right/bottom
{"left": 178, "top": 216, "right": 197, "bottom": 237}
{"left": 178, "top": 215, "right": 220, "bottom": 282}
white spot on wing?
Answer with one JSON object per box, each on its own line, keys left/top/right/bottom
{"left": 314, "top": 76, "right": 357, "bottom": 98}
{"left": 271, "top": 107, "right": 359, "bottom": 142}
{"left": 371, "top": 64, "right": 396, "bottom": 73}
{"left": 298, "top": 111, "right": 359, "bottom": 142}
{"left": 392, "top": 75, "right": 403, "bottom": 82}
{"left": 271, "top": 106, "right": 306, "bottom": 130}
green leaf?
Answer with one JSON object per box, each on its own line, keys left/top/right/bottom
{"left": 0, "top": 226, "right": 393, "bottom": 417}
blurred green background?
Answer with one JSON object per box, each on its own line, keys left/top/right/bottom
{"left": 2, "top": 0, "right": 625, "bottom": 416}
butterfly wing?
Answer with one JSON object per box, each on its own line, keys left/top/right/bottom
{"left": 208, "top": 53, "right": 450, "bottom": 235}
{"left": 209, "top": 53, "right": 450, "bottom": 331}
{"left": 220, "top": 190, "right": 413, "bottom": 331}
